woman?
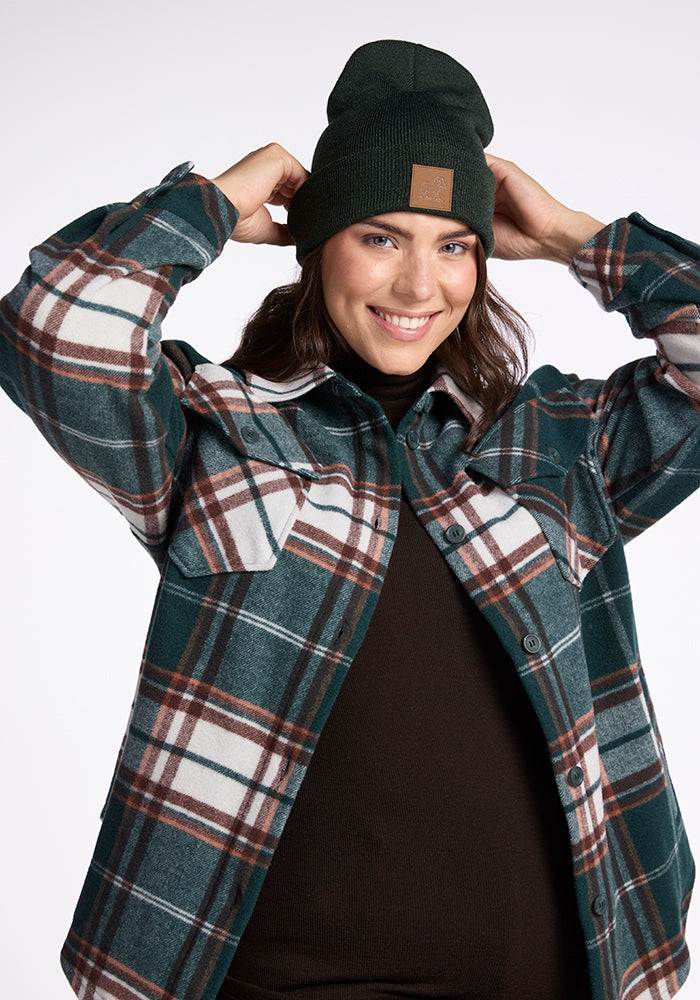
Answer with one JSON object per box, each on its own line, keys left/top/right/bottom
{"left": 1, "top": 39, "right": 697, "bottom": 1000}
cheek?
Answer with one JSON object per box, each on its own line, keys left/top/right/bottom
{"left": 322, "top": 251, "right": 380, "bottom": 315}
{"left": 450, "top": 263, "right": 479, "bottom": 312}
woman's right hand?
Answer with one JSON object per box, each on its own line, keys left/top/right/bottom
{"left": 211, "top": 143, "right": 309, "bottom": 247}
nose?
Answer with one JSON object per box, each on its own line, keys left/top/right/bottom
{"left": 391, "top": 250, "right": 436, "bottom": 302}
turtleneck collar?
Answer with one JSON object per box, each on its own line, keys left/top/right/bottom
{"left": 333, "top": 349, "right": 434, "bottom": 430}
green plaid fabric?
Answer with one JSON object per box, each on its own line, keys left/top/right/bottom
{"left": 1, "top": 164, "right": 699, "bottom": 1000}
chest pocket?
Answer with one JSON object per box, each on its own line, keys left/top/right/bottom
{"left": 465, "top": 380, "right": 618, "bottom": 588}
{"left": 505, "top": 451, "right": 618, "bottom": 587}
{"left": 169, "top": 422, "right": 321, "bottom": 577}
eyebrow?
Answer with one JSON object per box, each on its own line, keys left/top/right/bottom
{"left": 358, "top": 217, "right": 475, "bottom": 241}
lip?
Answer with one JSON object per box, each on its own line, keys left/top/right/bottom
{"left": 368, "top": 306, "right": 440, "bottom": 342}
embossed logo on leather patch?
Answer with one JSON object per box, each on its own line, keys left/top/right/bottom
{"left": 409, "top": 164, "right": 454, "bottom": 212}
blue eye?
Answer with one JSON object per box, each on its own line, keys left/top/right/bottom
{"left": 366, "top": 235, "right": 394, "bottom": 248}
{"left": 441, "top": 242, "right": 465, "bottom": 255}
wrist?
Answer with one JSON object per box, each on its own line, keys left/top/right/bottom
{"left": 545, "top": 211, "right": 604, "bottom": 265}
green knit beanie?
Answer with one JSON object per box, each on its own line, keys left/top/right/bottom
{"left": 287, "top": 39, "right": 496, "bottom": 260}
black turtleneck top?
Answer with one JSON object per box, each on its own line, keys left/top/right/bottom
{"left": 218, "top": 357, "right": 591, "bottom": 1000}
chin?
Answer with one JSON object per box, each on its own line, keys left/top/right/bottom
{"left": 386, "top": 362, "right": 423, "bottom": 376}
{"left": 370, "top": 350, "right": 430, "bottom": 376}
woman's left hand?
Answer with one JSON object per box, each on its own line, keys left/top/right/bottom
{"left": 486, "top": 154, "right": 604, "bottom": 264}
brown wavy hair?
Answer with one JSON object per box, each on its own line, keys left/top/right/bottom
{"left": 225, "top": 239, "right": 531, "bottom": 449}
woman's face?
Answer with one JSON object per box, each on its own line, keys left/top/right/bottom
{"left": 321, "top": 211, "right": 479, "bottom": 375}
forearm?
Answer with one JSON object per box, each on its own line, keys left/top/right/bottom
{"left": 540, "top": 209, "right": 605, "bottom": 265}
{"left": 0, "top": 163, "right": 237, "bottom": 556}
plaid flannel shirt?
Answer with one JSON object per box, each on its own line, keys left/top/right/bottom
{"left": 2, "top": 163, "right": 700, "bottom": 1000}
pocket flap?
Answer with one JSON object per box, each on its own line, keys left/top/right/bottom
{"left": 182, "top": 364, "right": 321, "bottom": 480}
{"left": 170, "top": 451, "right": 312, "bottom": 576}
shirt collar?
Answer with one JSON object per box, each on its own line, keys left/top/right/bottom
{"left": 242, "top": 361, "right": 485, "bottom": 426}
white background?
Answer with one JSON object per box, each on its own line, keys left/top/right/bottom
{"left": 1, "top": 0, "right": 699, "bottom": 997}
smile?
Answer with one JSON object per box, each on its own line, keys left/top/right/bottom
{"left": 370, "top": 308, "right": 435, "bottom": 330}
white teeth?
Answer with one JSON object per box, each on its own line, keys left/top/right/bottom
{"left": 375, "top": 310, "right": 430, "bottom": 330}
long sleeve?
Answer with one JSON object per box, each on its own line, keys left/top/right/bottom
{"left": 568, "top": 214, "right": 700, "bottom": 538}
{"left": 0, "top": 163, "right": 238, "bottom": 562}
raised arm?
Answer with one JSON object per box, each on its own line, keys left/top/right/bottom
{"left": 0, "top": 146, "right": 308, "bottom": 565}
{"left": 484, "top": 155, "right": 700, "bottom": 535}
{"left": 485, "top": 153, "right": 604, "bottom": 263}
{"left": 0, "top": 164, "right": 242, "bottom": 563}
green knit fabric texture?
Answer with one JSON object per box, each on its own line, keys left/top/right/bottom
{"left": 288, "top": 39, "right": 496, "bottom": 259}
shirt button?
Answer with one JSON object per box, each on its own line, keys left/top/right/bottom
{"left": 241, "top": 425, "right": 260, "bottom": 444}
{"left": 568, "top": 765, "right": 585, "bottom": 787}
{"left": 406, "top": 429, "right": 420, "bottom": 450}
{"left": 592, "top": 894, "right": 608, "bottom": 917}
{"left": 444, "top": 523, "right": 466, "bottom": 545}
{"left": 547, "top": 445, "right": 562, "bottom": 464}
{"left": 521, "top": 633, "right": 542, "bottom": 654}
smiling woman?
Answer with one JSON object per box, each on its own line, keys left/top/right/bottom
{"left": 229, "top": 212, "right": 531, "bottom": 447}
{"left": 1, "top": 35, "right": 699, "bottom": 1000}
{"left": 321, "top": 213, "right": 478, "bottom": 373}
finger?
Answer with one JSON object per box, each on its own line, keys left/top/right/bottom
{"left": 264, "top": 222, "right": 294, "bottom": 247}
{"left": 244, "top": 221, "right": 294, "bottom": 247}
{"left": 231, "top": 203, "right": 295, "bottom": 248}
{"left": 212, "top": 143, "right": 308, "bottom": 226}
{"left": 270, "top": 169, "right": 309, "bottom": 204}
{"left": 267, "top": 186, "right": 299, "bottom": 208}
{"left": 485, "top": 153, "right": 512, "bottom": 180}
{"left": 267, "top": 150, "right": 309, "bottom": 200}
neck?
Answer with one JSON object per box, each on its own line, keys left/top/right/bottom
{"left": 334, "top": 349, "right": 433, "bottom": 429}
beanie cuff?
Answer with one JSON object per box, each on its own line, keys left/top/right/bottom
{"left": 288, "top": 144, "right": 496, "bottom": 260}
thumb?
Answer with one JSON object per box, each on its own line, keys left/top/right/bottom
{"left": 231, "top": 205, "right": 293, "bottom": 247}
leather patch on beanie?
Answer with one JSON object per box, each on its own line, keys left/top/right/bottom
{"left": 409, "top": 164, "right": 454, "bottom": 212}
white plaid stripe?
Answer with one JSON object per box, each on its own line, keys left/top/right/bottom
{"left": 289, "top": 470, "right": 394, "bottom": 584}
{"left": 173, "top": 459, "right": 310, "bottom": 574}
